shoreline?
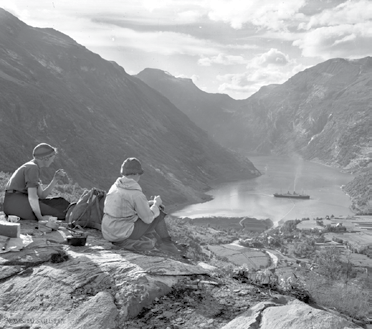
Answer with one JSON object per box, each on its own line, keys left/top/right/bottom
{"left": 169, "top": 154, "right": 357, "bottom": 222}
{"left": 166, "top": 194, "right": 213, "bottom": 215}
{"left": 167, "top": 161, "right": 263, "bottom": 215}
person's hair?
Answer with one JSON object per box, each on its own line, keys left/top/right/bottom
{"left": 120, "top": 157, "right": 144, "bottom": 176}
{"left": 33, "top": 143, "right": 57, "bottom": 159}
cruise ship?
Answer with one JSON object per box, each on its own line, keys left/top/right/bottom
{"left": 273, "top": 191, "right": 310, "bottom": 199}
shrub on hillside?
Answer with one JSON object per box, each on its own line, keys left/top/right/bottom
{"left": 280, "top": 219, "right": 301, "bottom": 234}
{"left": 305, "top": 272, "right": 370, "bottom": 320}
{"left": 313, "top": 247, "right": 345, "bottom": 280}
{"left": 0, "top": 172, "right": 11, "bottom": 210}
{"left": 305, "top": 246, "right": 371, "bottom": 320}
{"left": 294, "top": 238, "right": 316, "bottom": 258}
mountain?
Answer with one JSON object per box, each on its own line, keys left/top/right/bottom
{"left": 136, "top": 68, "right": 244, "bottom": 146}
{"left": 136, "top": 68, "right": 275, "bottom": 153}
{"left": 0, "top": 8, "right": 260, "bottom": 208}
{"left": 137, "top": 61, "right": 372, "bottom": 168}
{"left": 136, "top": 60, "right": 372, "bottom": 209}
{"left": 242, "top": 58, "right": 372, "bottom": 166}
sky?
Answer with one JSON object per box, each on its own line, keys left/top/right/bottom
{"left": 1, "top": 0, "right": 371, "bottom": 99}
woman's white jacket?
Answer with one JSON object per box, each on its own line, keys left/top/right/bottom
{"left": 101, "top": 176, "right": 159, "bottom": 242}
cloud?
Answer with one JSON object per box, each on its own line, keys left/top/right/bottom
{"left": 88, "top": 28, "right": 221, "bottom": 57}
{"left": 0, "top": 0, "right": 19, "bottom": 15}
{"left": 294, "top": 0, "right": 372, "bottom": 60}
{"left": 198, "top": 53, "right": 246, "bottom": 66}
{"left": 0, "top": 0, "right": 205, "bottom": 29}
{"left": 293, "top": 22, "right": 372, "bottom": 59}
{"left": 216, "top": 49, "right": 305, "bottom": 98}
{"left": 141, "top": 0, "right": 172, "bottom": 12}
{"left": 0, "top": 0, "right": 222, "bottom": 58}
{"left": 198, "top": 48, "right": 289, "bottom": 67}
{"left": 2, "top": 0, "right": 371, "bottom": 100}
{"left": 304, "top": 0, "right": 372, "bottom": 29}
{"left": 252, "top": 48, "right": 290, "bottom": 67}
{"left": 176, "top": 10, "right": 204, "bottom": 23}
{"left": 205, "top": 0, "right": 306, "bottom": 30}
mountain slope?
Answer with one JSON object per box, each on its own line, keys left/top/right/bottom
{"left": 243, "top": 58, "right": 372, "bottom": 168}
{"left": 136, "top": 68, "right": 243, "bottom": 144}
{"left": 137, "top": 61, "right": 372, "bottom": 169}
{"left": 0, "top": 8, "right": 260, "bottom": 208}
{"left": 136, "top": 60, "right": 372, "bottom": 209}
{"left": 136, "top": 68, "right": 278, "bottom": 153}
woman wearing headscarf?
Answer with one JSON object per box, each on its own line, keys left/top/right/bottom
{"left": 3, "top": 143, "right": 70, "bottom": 221}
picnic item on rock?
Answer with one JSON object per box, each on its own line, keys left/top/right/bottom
{"left": 65, "top": 225, "right": 88, "bottom": 246}
{"left": 66, "top": 232, "right": 88, "bottom": 246}
{"left": 7, "top": 215, "right": 20, "bottom": 223}
{"left": 45, "top": 216, "right": 59, "bottom": 230}
{"left": 0, "top": 221, "right": 21, "bottom": 238}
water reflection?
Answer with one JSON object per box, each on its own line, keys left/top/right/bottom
{"left": 172, "top": 156, "right": 354, "bottom": 224}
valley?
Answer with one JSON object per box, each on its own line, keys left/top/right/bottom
{"left": 0, "top": 5, "right": 371, "bottom": 329}
{"left": 137, "top": 62, "right": 372, "bottom": 214}
{"left": 0, "top": 8, "right": 260, "bottom": 209}
{"left": 119, "top": 212, "right": 372, "bottom": 328}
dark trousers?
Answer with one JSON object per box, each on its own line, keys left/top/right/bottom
{"left": 127, "top": 210, "right": 170, "bottom": 241}
{"left": 3, "top": 192, "right": 70, "bottom": 220}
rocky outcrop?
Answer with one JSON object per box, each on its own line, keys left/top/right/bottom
{"left": 1, "top": 219, "right": 367, "bottom": 329}
{"left": 344, "top": 168, "right": 372, "bottom": 214}
{"left": 222, "top": 299, "right": 362, "bottom": 329}
{"left": 0, "top": 221, "right": 209, "bottom": 329}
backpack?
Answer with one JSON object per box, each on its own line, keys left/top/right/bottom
{"left": 65, "top": 188, "right": 106, "bottom": 230}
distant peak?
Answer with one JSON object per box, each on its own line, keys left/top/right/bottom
{"left": 138, "top": 68, "right": 168, "bottom": 75}
{"left": 136, "top": 68, "right": 180, "bottom": 81}
{"left": 137, "top": 68, "right": 196, "bottom": 85}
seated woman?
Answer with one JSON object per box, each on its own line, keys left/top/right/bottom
{"left": 3, "top": 143, "right": 70, "bottom": 221}
{"left": 102, "top": 157, "right": 180, "bottom": 254}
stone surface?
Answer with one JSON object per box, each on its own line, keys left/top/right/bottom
{"left": 0, "top": 223, "right": 209, "bottom": 329}
{"left": 55, "top": 291, "right": 118, "bottom": 329}
{"left": 1, "top": 220, "right": 368, "bottom": 329}
{"left": 221, "top": 300, "right": 363, "bottom": 329}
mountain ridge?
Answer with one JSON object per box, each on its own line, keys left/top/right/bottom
{"left": 137, "top": 58, "right": 372, "bottom": 167}
{"left": 136, "top": 59, "right": 372, "bottom": 211}
{"left": 0, "top": 8, "right": 260, "bottom": 208}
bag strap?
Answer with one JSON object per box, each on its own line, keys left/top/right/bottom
{"left": 71, "top": 189, "right": 97, "bottom": 228}
{"left": 70, "top": 189, "right": 106, "bottom": 228}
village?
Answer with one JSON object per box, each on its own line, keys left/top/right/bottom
{"left": 181, "top": 213, "right": 372, "bottom": 321}
{"left": 1, "top": 209, "right": 372, "bottom": 328}
{"left": 183, "top": 214, "right": 372, "bottom": 268}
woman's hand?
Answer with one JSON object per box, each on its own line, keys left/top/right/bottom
{"left": 153, "top": 195, "right": 162, "bottom": 207}
{"left": 53, "top": 169, "right": 66, "bottom": 181}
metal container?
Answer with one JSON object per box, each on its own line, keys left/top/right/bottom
{"left": 66, "top": 233, "right": 88, "bottom": 246}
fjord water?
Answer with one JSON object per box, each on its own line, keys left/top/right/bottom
{"left": 172, "top": 156, "right": 354, "bottom": 224}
